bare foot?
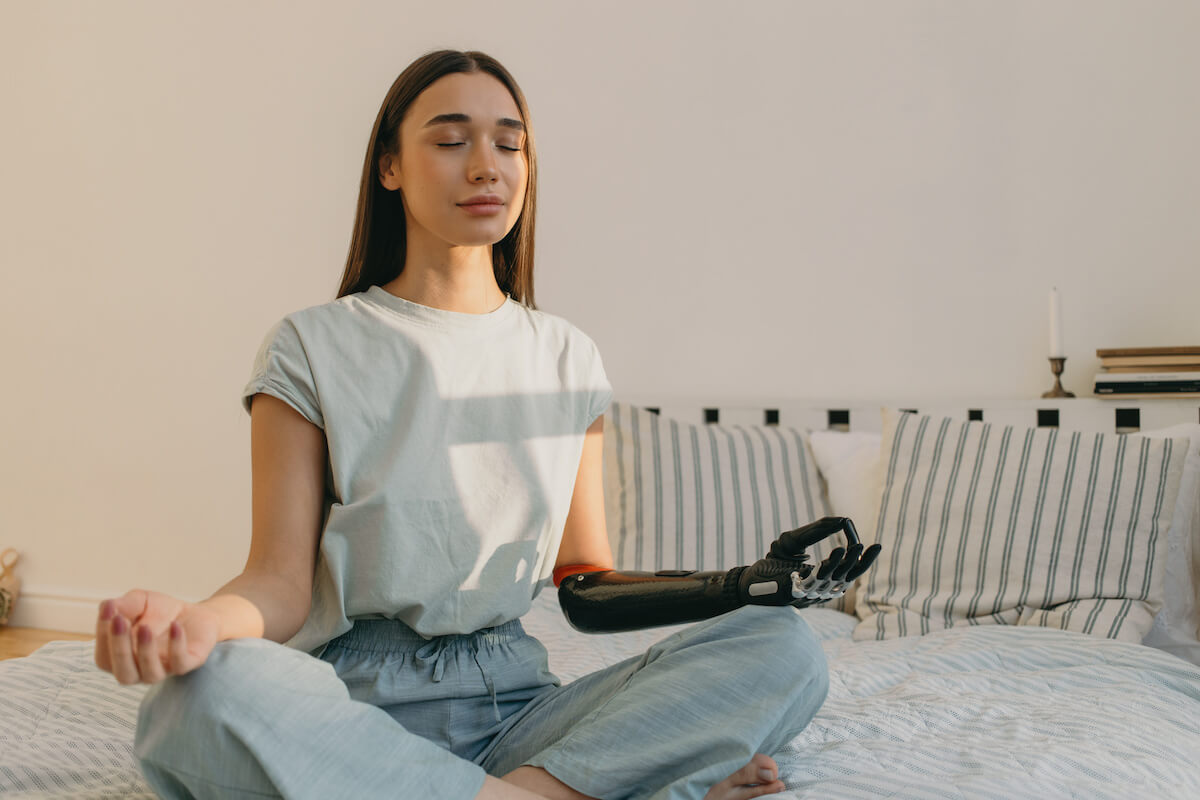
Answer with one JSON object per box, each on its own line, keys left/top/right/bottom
{"left": 702, "top": 754, "right": 786, "bottom": 800}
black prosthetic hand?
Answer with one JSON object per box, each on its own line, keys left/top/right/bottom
{"left": 558, "top": 516, "right": 882, "bottom": 633}
{"left": 731, "top": 516, "right": 881, "bottom": 608}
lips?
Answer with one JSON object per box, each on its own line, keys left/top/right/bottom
{"left": 458, "top": 199, "right": 504, "bottom": 217}
{"left": 459, "top": 195, "right": 504, "bottom": 206}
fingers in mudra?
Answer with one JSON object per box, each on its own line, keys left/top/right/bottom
{"left": 739, "top": 516, "right": 883, "bottom": 608}
{"left": 773, "top": 517, "right": 884, "bottom": 605}
{"left": 793, "top": 541, "right": 884, "bottom": 602}
{"left": 795, "top": 548, "right": 846, "bottom": 598}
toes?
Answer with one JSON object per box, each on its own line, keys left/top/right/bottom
{"left": 721, "top": 773, "right": 785, "bottom": 800}
{"left": 707, "top": 754, "right": 786, "bottom": 800}
{"left": 729, "top": 754, "right": 779, "bottom": 787}
{"left": 749, "top": 752, "right": 778, "bottom": 779}
{"left": 726, "top": 761, "right": 764, "bottom": 786}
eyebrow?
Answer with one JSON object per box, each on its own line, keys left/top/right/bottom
{"left": 422, "top": 113, "right": 525, "bottom": 133}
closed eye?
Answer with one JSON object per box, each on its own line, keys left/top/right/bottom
{"left": 437, "top": 143, "right": 521, "bottom": 152}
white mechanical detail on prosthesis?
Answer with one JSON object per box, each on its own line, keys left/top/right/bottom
{"left": 791, "top": 570, "right": 845, "bottom": 602}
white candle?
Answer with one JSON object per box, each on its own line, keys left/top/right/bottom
{"left": 1048, "top": 287, "right": 1064, "bottom": 358}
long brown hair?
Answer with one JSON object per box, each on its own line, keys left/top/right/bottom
{"left": 335, "top": 50, "right": 538, "bottom": 309}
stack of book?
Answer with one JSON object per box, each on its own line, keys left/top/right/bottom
{"left": 1094, "top": 347, "right": 1200, "bottom": 397}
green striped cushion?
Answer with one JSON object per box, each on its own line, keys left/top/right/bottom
{"left": 602, "top": 401, "right": 847, "bottom": 611}
{"left": 855, "top": 408, "right": 1191, "bottom": 642}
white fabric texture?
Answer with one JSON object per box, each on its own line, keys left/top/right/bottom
{"left": 806, "top": 431, "right": 884, "bottom": 535}
{"left": 5, "top": 592, "right": 1200, "bottom": 798}
{"left": 778, "top": 607, "right": 1200, "bottom": 799}
{"left": 601, "top": 401, "right": 845, "bottom": 610}
{"left": 241, "top": 285, "right": 612, "bottom": 655}
{"left": 856, "top": 408, "right": 1190, "bottom": 642}
{"left": 806, "top": 430, "right": 884, "bottom": 613}
{"left": 1137, "top": 423, "right": 1200, "bottom": 664}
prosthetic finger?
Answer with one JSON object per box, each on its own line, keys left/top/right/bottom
{"left": 769, "top": 516, "right": 849, "bottom": 559}
{"left": 821, "top": 548, "right": 846, "bottom": 577}
{"left": 814, "top": 548, "right": 845, "bottom": 594}
{"left": 820, "top": 544, "right": 859, "bottom": 597}
{"left": 831, "top": 544, "right": 863, "bottom": 583}
{"left": 843, "top": 543, "right": 883, "bottom": 582}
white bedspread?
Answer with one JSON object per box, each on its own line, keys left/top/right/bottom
{"left": 3, "top": 593, "right": 1200, "bottom": 798}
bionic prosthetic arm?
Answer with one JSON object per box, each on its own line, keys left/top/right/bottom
{"left": 556, "top": 516, "right": 883, "bottom": 634}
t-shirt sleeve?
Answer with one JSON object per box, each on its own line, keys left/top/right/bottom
{"left": 241, "top": 317, "right": 325, "bottom": 429}
{"left": 585, "top": 338, "right": 614, "bottom": 426}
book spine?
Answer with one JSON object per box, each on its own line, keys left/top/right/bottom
{"left": 1101, "top": 365, "right": 1200, "bottom": 373}
{"left": 1092, "top": 371, "right": 1200, "bottom": 382}
{"left": 1094, "top": 383, "right": 1200, "bottom": 393}
{"left": 1095, "top": 392, "right": 1200, "bottom": 399}
{"left": 1099, "top": 355, "right": 1200, "bottom": 367}
{"left": 1096, "top": 346, "right": 1200, "bottom": 357}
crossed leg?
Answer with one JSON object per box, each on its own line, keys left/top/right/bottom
{"left": 478, "top": 605, "right": 829, "bottom": 800}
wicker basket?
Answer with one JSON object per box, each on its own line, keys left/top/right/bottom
{"left": 0, "top": 548, "right": 20, "bottom": 626}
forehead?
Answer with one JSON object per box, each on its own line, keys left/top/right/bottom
{"left": 406, "top": 72, "right": 522, "bottom": 130}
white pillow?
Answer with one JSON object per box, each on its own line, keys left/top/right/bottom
{"left": 808, "top": 430, "right": 885, "bottom": 538}
{"left": 1136, "top": 423, "right": 1200, "bottom": 665}
{"left": 807, "top": 430, "right": 884, "bottom": 613}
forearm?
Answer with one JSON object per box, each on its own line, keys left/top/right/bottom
{"left": 557, "top": 516, "right": 881, "bottom": 634}
{"left": 557, "top": 569, "right": 747, "bottom": 633}
{"left": 197, "top": 570, "right": 310, "bottom": 644}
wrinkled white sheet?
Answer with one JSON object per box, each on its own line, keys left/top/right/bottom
{"left": 524, "top": 591, "right": 1200, "bottom": 799}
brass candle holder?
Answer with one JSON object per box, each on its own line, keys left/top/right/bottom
{"left": 1042, "top": 357, "right": 1076, "bottom": 398}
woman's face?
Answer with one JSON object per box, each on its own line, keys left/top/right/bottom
{"left": 381, "top": 71, "right": 529, "bottom": 249}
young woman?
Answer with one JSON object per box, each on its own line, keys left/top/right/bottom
{"left": 94, "top": 49, "right": 838, "bottom": 800}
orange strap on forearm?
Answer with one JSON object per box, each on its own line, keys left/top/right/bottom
{"left": 553, "top": 563, "right": 609, "bottom": 587}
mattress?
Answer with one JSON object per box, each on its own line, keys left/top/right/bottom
{"left": 4, "top": 590, "right": 1200, "bottom": 798}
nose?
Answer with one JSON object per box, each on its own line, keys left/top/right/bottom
{"left": 470, "top": 147, "right": 498, "bottom": 183}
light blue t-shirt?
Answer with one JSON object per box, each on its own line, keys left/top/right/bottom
{"left": 241, "top": 284, "right": 612, "bottom": 657}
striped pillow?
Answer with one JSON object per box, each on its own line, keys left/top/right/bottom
{"left": 855, "top": 408, "right": 1190, "bottom": 642}
{"left": 602, "top": 401, "right": 847, "bottom": 611}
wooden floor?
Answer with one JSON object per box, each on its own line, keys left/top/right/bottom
{"left": 0, "top": 626, "right": 94, "bottom": 660}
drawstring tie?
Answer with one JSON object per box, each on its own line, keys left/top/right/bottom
{"left": 413, "top": 635, "right": 501, "bottom": 722}
{"left": 471, "top": 643, "right": 501, "bottom": 723}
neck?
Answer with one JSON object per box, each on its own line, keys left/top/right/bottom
{"left": 382, "top": 245, "right": 506, "bottom": 315}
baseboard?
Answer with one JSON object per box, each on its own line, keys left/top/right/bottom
{"left": 6, "top": 588, "right": 200, "bottom": 634}
{"left": 7, "top": 589, "right": 108, "bottom": 633}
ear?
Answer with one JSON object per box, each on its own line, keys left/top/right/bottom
{"left": 378, "top": 151, "right": 401, "bottom": 191}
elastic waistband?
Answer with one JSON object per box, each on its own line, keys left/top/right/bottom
{"left": 326, "top": 617, "right": 527, "bottom": 654}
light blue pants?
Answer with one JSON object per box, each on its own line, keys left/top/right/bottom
{"left": 134, "top": 605, "right": 829, "bottom": 800}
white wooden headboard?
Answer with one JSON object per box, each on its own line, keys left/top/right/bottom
{"left": 615, "top": 396, "right": 1200, "bottom": 435}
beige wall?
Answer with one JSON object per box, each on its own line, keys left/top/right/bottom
{"left": 3, "top": 0, "right": 1198, "bottom": 631}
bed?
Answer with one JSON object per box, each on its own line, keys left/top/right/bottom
{"left": 4, "top": 397, "right": 1200, "bottom": 798}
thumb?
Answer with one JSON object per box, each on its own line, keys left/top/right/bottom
{"left": 95, "top": 589, "right": 151, "bottom": 672}
{"left": 108, "top": 589, "right": 151, "bottom": 625}
{"left": 119, "top": 589, "right": 177, "bottom": 639}
{"left": 128, "top": 591, "right": 192, "bottom": 673}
